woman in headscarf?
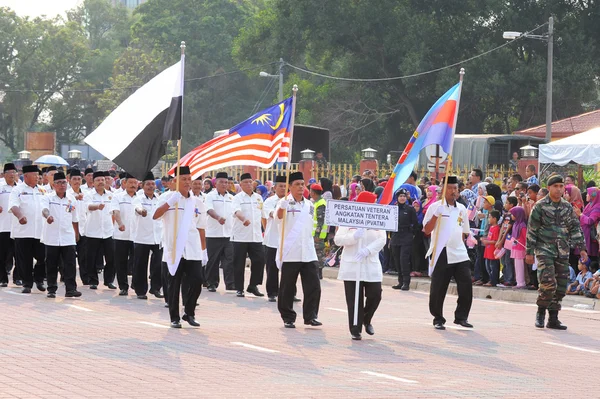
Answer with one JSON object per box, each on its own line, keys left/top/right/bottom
{"left": 349, "top": 183, "right": 359, "bottom": 201}
{"left": 509, "top": 206, "right": 528, "bottom": 288}
{"left": 422, "top": 185, "right": 438, "bottom": 215}
{"left": 411, "top": 200, "right": 427, "bottom": 277}
{"left": 203, "top": 178, "right": 214, "bottom": 194}
{"left": 373, "top": 186, "right": 384, "bottom": 198}
{"left": 256, "top": 184, "right": 269, "bottom": 201}
{"left": 564, "top": 184, "right": 584, "bottom": 211}
{"left": 574, "top": 187, "right": 600, "bottom": 259}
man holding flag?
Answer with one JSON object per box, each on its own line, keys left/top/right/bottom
{"left": 153, "top": 166, "right": 208, "bottom": 328}
{"left": 423, "top": 176, "right": 473, "bottom": 330}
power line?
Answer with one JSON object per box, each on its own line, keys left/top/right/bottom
{"left": 285, "top": 23, "right": 549, "bottom": 82}
{"left": 0, "top": 61, "right": 278, "bottom": 94}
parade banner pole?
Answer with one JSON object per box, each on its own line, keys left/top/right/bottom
{"left": 279, "top": 85, "right": 298, "bottom": 263}
{"left": 172, "top": 41, "right": 186, "bottom": 264}
{"left": 429, "top": 68, "right": 464, "bottom": 272}
{"left": 353, "top": 237, "right": 363, "bottom": 327}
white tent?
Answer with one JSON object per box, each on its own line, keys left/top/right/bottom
{"left": 538, "top": 127, "right": 600, "bottom": 166}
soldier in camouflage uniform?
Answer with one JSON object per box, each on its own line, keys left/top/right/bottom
{"left": 310, "top": 184, "right": 328, "bottom": 279}
{"left": 526, "top": 175, "right": 586, "bottom": 330}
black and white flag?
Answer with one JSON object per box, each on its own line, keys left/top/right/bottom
{"left": 85, "top": 58, "right": 184, "bottom": 179}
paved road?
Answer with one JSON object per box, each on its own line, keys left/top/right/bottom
{"left": 1, "top": 275, "right": 599, "bottom": 398}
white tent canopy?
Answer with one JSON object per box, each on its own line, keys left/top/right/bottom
{"left": 538, "top": 127, "right": 600, "bottom": 166}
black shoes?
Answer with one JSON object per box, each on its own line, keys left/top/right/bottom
{"left": 546, "top": 310, "right": 567, "bottom": 330}
{"left": 434, "top": 323, "right": 446, "bottom": 330}
{"left": 246, "top": 286, "right": 264, "bottom": 297}
{"left": 392, "top": 284, "right": 402, "bottom": 290}
{"left": 236, "top": 291, "right": 245, "bottom": 297}
{"left": 21, "top": 287, "right": 31, "bottom": 294}
{"left": 170, "top": 321, "right": 182, "bottom": 329}
{"left": 182, "top": 314, "right": 200, "bottom": 327}
{"left": 535, "top": 307, "right": 546, "bottom": 328}
{"left": 36, "top": 282, "right": 46, "bottom": 292}
{"left": 137, "top": 295, "right": 148, "bottom": 300}
{"left": 268, "top": 296, "right": 277, "bottom": 302}
{"left": 118, "top": 289, "right": 128, "bottom": 296}
{"left": 401, "top": 284, "right": 410, "bottom": 291}
{"left": 284, "top": 321, "right": 295, "bottom": 328}
{"left": 106, "top": 283, "right": 117, "bottom": 290}
{"left": 293, "top": 296, "right": 301, "bottom": 302}
{"left": 304, "top": 319, "right": 323, "bottom": 327}
{"left": 364, "top": 324, "right": 375, "bottom": 335}
{"left": 65, "top": 290, "right": 82, "bottom": 298}
{"left": 0, "top": 282, "right": 7, "bottom": 287}
{"left": 207, "top": 286, "right": 216, "bottom": 293}
{"left": 454, "top": 320, "right": 473, "bottom": 328}
{"left": 351, "top": 326, "right": 362, "bottom": 340}
{"left": 89, "top": 285, "right": 97, "bottom": 290}
{"left": 149, "top": 290, "right": 164, "bottom": 298}
{"left": 14, "top": 280, "right": 23, "bottom": 286}
{"left": 47, "top": 292, "right": 56, "bottom": 298}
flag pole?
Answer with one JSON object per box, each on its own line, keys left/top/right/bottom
{"left": 429, "top": 68, "right": 464, "bottom": 273}
{"left": 279, "top": 85, "right": 298, "bottom": 263}
{"left": 172, "top": 41, "right": 186, "bottom": 264}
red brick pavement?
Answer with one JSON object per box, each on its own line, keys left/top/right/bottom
{"left": 0, "top": 275, "right": 599, "bottom": 398}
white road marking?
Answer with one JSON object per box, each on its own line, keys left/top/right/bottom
{"left": 231, "top": 342, "right": 280, "bottom": 353}
{"left": 67, "top": 304, "right": 92, "bottom": 312}
{"left": 326, "top": 307, "right": 347, "bottom": 313}
{"left": 361, "top": 371, "right": 418, "bottom": 384}
{"left": 139, "top": 321, "right": 170, "bottom": 329}
{"left": 421, "top": 323, "right": 472, "bottom": 331}
{"left": 543, "top": 341, "right": 600, "bottom": 354}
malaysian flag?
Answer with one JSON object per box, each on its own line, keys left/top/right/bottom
{"left": 175, "top": 97, "right": 293, "bottom": 179}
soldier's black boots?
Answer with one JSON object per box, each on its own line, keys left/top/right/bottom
{"left": 535, "top": 307, "right": 546, "bottom": 328}
{"left": 546, "top": 310, "right": 568, "bottom": 330}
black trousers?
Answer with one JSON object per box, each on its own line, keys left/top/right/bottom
{"left": 14, "top": 238, "right": 45, "bottom": 289}
{"left": 232, "top": 241, "right": 264, "bottom": 291}
{"left": 161, "top": 261, "right": 169, "bottom": 304}
{"left": 278, "top": 261, "right": 321, "bottom": 323}
{"left": 392, "top": 243, "right": 412, "bottom": 285}
{"left": 265, "top": 246, "right": 279, "bottom": 297}
{"left": 46, "top": 245, "right": 77, "bottom": 294}
{"left": 5, "top": 234, "right": 18, "bottom": 281}
{"left": 114, "top": 239, "right": 133, "bottom": 290}
{"left": 429, "top": 249, "right": 473, "bottom": 325}
{"left": 0, "top": 232, "right": 12, "bottom": 283}
{"left": 343, "top": 281, "right": 382, "bottom": 333}
{"left": 205, "top": 237, "right": 234, "bottom": 288}
{"left": 77, "top": 236, "right": 88, "bottom": 284}
{"left": 167, "top": 258, "right": 203, "bottom": 322}
{"left": 133, "top": 243, "right": 163, "bottom": 296}
{"left": 86, "top": 237, "right": 114, "bottom": 286}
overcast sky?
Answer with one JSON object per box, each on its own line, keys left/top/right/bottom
{"left": 0, "top": 0, "right": 82, "bottom": 18}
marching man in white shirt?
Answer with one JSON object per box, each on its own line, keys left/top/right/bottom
{"left": 40, "top": 172, "right": 81, "bottom": 298}
{"left": 132, "top": 172, "right": 163, "bottom": 300}
{"left": 67, "top": 169, "right": 88, "bottom": 284}
{"left": 262, "top": 175, "right": 287, "bottom": 302}
{"left": 231, "top": 172, "right": 265, "bottom": 298}
{"left": 153, "top": 166, "right": 208, "bottom": 328}
{"left": 84, "top": 171, "right": 116, "bottom": 291}
{"left": 0, "top": 163, "right": 18, "bottom": 287}
{"left": 8, "top": 164, "right": 46, "bottom": 294}
{"left": 203, "top": 172, "right": 235, "bottom": 292}
{"left": 275, "top": 171, "right": 322, "bottom": 329}
{"left": 111, "top": 173, "right": 138, "bottom": 296}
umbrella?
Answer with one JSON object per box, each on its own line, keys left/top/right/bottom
{"left": 34, "top": 154, "right": 69, "bottom": 166}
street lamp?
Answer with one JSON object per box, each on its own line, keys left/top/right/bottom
{"left": 503, "top": 16, "right": 554, "bottom": 142}
{"left": 259, "top": 58, "right": 284, "bottom": 102}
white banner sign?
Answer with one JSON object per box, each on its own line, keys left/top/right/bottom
{"left": 325, "top": 200, "right": 398, "bottom": 231}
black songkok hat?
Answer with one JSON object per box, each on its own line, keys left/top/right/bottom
{"left": 240, "top": 173, "right": 252, "bottom": 181}
{"left": 443, "top": 175, "right": 459, "bottom": 185}
{"left": 23, "top": 165, "right": 39, "bottom": 174}
{"left": 173, "top": 166, "right": 191, "bottom": 176}
{"left": 93, "top": 171, "right": 104, "bottom": 179}
{"left": 3, "top": 163, "right": 16, "bottom": 172}
{"left": 289, "top": 172, "right": 304, "bottom": 183}
{"left": 547, "top": 175, "right": 564, "bottom": 187}
{"left": 70, "top": 169, "right": 82, "bottom": 177}
{"left": 143, "top": 172, "right": 155, "bottom": 181}
{"left": 118, "top": 172, "right": 126, "bottom": 179}
{"left": 53, "top": 172, "right": 66, "bottom": 181}
{"left": 124, "top": 173, "right": 135, "bottom": 179}
{"left": 275, "top": 175, "right": 286, "bottom": 183}
{"left": 47, "top": 166, "right": 57, "bottom": 172}
{"left": 215, "top": 172, "right": 228, "bottom": 179}
{"left": 84, "top": 168, "right": 94, "bottom": 175}
{"left": 41, "top": 167, "right": 48, "bottom": 173}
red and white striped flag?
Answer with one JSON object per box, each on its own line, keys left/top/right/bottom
{"left": 174, "top": 97, "right": 293, "bottom": 179}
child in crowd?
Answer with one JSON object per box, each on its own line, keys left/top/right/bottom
{"left": 497, "top": 196, "right": 518, "bottom": 287}
{"left": 583, "top": 263, "right": 600, "bottom": 298}
{"left": 567, "top": 258, "right": 592, "bottom": 295}
{"left": 509, "top": 206, "right": 527, "bottom": 288}
{"left": 482, "top": 210, "right": 501, "bottom": 287}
